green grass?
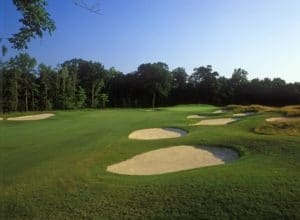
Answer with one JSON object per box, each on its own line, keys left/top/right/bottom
{"left": 0, "top": 105, "right": 299, "bottom": 219}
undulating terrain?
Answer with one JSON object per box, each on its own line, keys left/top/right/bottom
{"left": 0, "top": 105, "right": 299, "bottom": 219}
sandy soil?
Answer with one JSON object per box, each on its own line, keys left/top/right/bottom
{"left": 107, "top": 145, "right": 238, "bottom": 175}
{"left": 7, "top": 113, "right": 55, "bottom": 121}
{"left": 194, "top": 118, "right": 236, "bottom": 125}
{"left": 266, "top": 117, "right": 300, "bottom": 122}
{"left": 129, "top": 128, "right": 187, "bottom": 140}
{"left": 233, "top": 112, "right": 254, "bottom": 117}
{"left": 187, "top": 115, "right": 206, "bottom": 119}
{"left": 213, "top": 110, "right": 227, "bottom": 114}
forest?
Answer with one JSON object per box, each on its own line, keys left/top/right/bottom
{"left": 0, "top": 53, "right": 299, "bottom": 113}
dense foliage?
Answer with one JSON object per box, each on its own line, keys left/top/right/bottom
{"left": 0, "top": 53, "right": 299, "bottom": 112}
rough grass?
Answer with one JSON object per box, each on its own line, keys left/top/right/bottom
{"left": 255, "top": 121, "right": 300, "bottom": 136}
{"left": 224, "top": 104, "right": 300, "bottom": 116}
{"left": 0, "top": 105, "right": 299, "bottom": 219}
{"left": 223, "top": 104, "right": 275, "bottom": 113}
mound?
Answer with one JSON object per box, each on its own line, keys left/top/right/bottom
{"left": 7, "top": 113, "right": 55, "bottom": 121}
{"left": 266, "top": 117, "right": 300, "bottom": 123}
{"left": 129, "top": 128, "right": 187, "bottom": 140}
{"left": 233, "top": 112, "right": 254, "bottom": 117}
{"left": 194, "top": 118, "right": 236, "bottom": 125}
{"left": 187, "top": 115, "right": 206, "bottom": 119}
{"left": 107, "top": 145, "right": 238, "bottom": 175}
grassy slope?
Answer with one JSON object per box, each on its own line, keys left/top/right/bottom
{"left": 0, "top": 105, "right": 299, "bottom": 219}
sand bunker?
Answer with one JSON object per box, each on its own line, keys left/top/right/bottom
{"left": 7, "top": 113, "right": 55, "bottom": 121}
{"left": 213, "top": 110, "right": 227, "bottom": 114}
{"left": 129, "top": 128, "right": 187, "bottom": 140}
{"left": 233, "top": 112, "right": 254, "bottom": 117}
{"left": 194, "top": 118, "right": 236, "bottom": 125}
{"left": 0, "top": 117, "right": 3, "bottom": 120}
{"left": 187, "top": 115, "right": 206, "bottom": 119}
{"left": 107, "top": 145, "right": 238, "bottom": 175}
{"left": 266, "top": 117, "right": 300, "bottom": 123}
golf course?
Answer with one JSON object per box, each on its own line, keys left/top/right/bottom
{"left": 2, "top": 0, "right": 300, "bottom": 219}
{"left": 0, "top": 104, "right": 299, "bottom": 219}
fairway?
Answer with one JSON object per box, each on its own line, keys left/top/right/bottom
{"left": 0, "top": 105, "right": 299, "bottom": 219}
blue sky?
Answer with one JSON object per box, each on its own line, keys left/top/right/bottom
{"left": 2, "top": 0, "right": 300, "bottom": 82}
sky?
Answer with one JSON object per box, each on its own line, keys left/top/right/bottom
{"left": 1, "top": 0, "right": 300, "bottom": 82}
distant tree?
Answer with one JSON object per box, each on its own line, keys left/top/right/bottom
{"left": 231, "top": 68, "right": 248, "bottom": 85}
{"left": 78, "top": 61, "right": 106, "bottom": 108}
{"left": 98, "top": 93, "right": 109, "bottom": 108}
{"left": 189, "top": 65, "right": 219, "bottom": 103}
{"left": 171, "top": 67, "right": 188, "bottom": 88}
{"left": 2, "top": 65, "right": 20, "bottom": 112}
{"left": 137, "top": 62, "right": 172, "bottom": 108}
{"left": 10, "top": 53, "right": 37, "bottom": 111}
{"left": 230, "top": 68, "right": 249, "bottom": 103}
{"left": 1, "top": 55, "right": 300, "bottom": 111}
{"left": 38, "top": 63, "right": 55, "bottom": 110}
{"left": 75, "top": 86, "right": 87, "bottom": 108}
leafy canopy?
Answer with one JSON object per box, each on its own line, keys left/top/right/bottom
{"left": 8, "top": 0, "right": 56, "bottom": 49}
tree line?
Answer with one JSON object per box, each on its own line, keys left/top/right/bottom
{"left": 0, "top": 53, "right": 299, "bottom": 113}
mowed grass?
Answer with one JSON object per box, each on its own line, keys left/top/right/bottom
{"left": 0, "top": 105, "right": 299, "bottom": 219}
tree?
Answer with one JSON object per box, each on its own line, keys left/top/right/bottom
{"left": 230, "top": 68, "right": 249, "bottom": 103}
{"left": 38, "top": 63, "right": 55, "bottom": 110}
{"left": 6, "top": 53, "right": 37, "bottom": 111}
{"left": 78, "top": 61, "right": 106, "bottom": 108}
{"left": 2, "top": 65, "right": 19, "bottom": 112}
{"left": 189, "top": 65, "right": 219, "bottom": 103}
{"left": 231, "top": 68, "right": 248, "bottom": 85}
{"left": 2, "top": 0, "right": 102, "bottom": 51}
{"left": 171, "top": 67, "right": 188, "bottom": 88}
{"left": 75, "top": 86, "right": 87, "bottom": 108}
{"left": 1, "top": 55, "right": 300, "bottom": 111}
{"left": 137, "top": 62, "right": 172, "bottom": 108}
{"left": 7, "top": 0, "right": 56, "bottom": 49}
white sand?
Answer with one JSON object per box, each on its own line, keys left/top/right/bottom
{"left": 187, "top": 115, "right": 206, "bottom": 119}
{"left": 107, "top": 145, "right": 238, "bottom": 175}
{"left": 7, "top": 113, "right": 55, "bottom": 121}
{"left": 213, "top": 110, "right": 227, "bottom": 114}
{"left": 233, "top": 112, "right": 254, "bottom": 117}
{"left": 266, "top": 117, "right": 300, "bottom": 123}
{"left": 129, "top": 128, "right": 187, "bottom": 140}
{"left": 194, "top": 118, "right": 236, "bottom": 126}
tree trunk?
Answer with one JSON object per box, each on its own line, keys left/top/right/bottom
{"left": 152, "top": 92, "right": 156, "bottom": 108}
{"left": 14, "top": 78, "right": 18, "bottom": 111}
{"left": 91, "top": 84, "right": 95, "bottom": 108}
{"left": 45, "top": 86, "right": 48, "bottom": 110}
{"left": 32, "top": 90, "right": 35, "bottom": 111}
{"left": 25, "top": 88, "right": 28, "bottom": 111}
